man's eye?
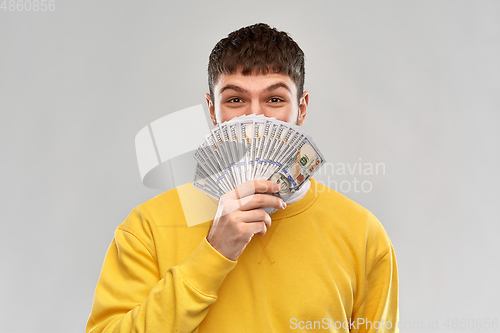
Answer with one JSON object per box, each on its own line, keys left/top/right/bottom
{"left": 228, "top": 98, "right": 242, "bottom": 103}
{"left": 269, "top": 97, "right": 283, "bottom": 103}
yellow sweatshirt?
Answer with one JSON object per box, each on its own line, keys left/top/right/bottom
{"left": 86, "top": 179, "right": 398, "bottom": 332}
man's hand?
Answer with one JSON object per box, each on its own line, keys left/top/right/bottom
{"left": 207, "top": 180, "right": 287, "bottom": 261}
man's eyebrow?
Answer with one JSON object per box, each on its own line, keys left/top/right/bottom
{"left": 265, "top": 82, "right": 291, "bottom": 93}
{"left": 219, "top": 84, "right": 248, "bottom": 94}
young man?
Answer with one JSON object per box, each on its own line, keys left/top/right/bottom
{"left": 86, "top": 23, "right": 399, "bottom": 332}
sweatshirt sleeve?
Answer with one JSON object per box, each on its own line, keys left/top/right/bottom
{"left": 86, "top": 225, "right": 237, "bottom": 333}
{"left": 351, "top": 244, "right": 399, "bottom": 333}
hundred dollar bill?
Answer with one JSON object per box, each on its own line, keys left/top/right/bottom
{"left": 227, "top": 121, "right": 244, "bottom": 184}
{"left": 268, "top": 136, "right": 325, "bottom": 203}
{"left": 263, "top": 131, "right": 303, "bottom": 180}
{"left": 222, "top": 123, "right": 243, "bottom": 187}
{"left": 239, "top": 119, "right": 254, "bottom": 182}
{"left": 193, "top": 114, "right": 326, "bottom": 215}
{"left": 194, "top": 151, "right": 223, "bottom": 195}
{"left": 206, "top": 132, "right": 233, "bottom": 192}
{"left": 251, "top": 118, "right": 265, "bottom": 179}
{"left": 254, "top": 118, "right": 274, "bottom": 179}
{"left": 260, "top": 122, "right": 288, "bottom": 178}
{"left": 212, "top": 126, "right": 237, "bottom": 188}
{"left": 193, "top": 163, "right": 221, "bottom": 199}
{"left": 198, "top": 138, "right": 232, "bottom": 194}
{"left": 256, "top": 121, "right": 279, "bottom": 177}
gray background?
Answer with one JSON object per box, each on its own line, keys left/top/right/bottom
{"left": 1, "top": 0, "right": 499, "bottom": 332}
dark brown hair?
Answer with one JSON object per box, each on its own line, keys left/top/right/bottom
{"left": 208, "top": 23, "right": 305, "bottom": 103}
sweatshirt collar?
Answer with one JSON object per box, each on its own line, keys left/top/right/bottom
{"left": 270, "top": 178, "right": 320, "bottom": 221}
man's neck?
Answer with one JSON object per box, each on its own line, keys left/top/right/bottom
{"left": 285, "top": 180, "right": 311, "bottom": 205}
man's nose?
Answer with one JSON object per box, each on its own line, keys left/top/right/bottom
{"left": 248, "top": 101, "right": 264, "bottom": 115}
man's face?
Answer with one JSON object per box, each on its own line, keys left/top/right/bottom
{"left": 206, "top": 70, "right": 309, "bottom": 126}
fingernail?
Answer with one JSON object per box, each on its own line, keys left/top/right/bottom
{"left": 273, "top": 184, "right": 280, "bottom": 193}
{"left": 281, "top": 200, "right": 286, "bottom": 209}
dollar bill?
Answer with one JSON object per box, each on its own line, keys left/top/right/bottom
{"left": 193, "top": 115, "right": 325, "bottom": 213}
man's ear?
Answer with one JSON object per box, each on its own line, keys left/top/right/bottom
{"left": 297, "top": 91, "right": 309, "bottom": 126}
{"left": 205, "top": 93, "right": 217, "bottom": 126}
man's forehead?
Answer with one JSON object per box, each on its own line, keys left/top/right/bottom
{"left": 215, "top": 72, "right": 297, "bottom": 94}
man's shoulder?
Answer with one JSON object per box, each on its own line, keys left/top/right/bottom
{"left": 120, "top": 183, "right": 216, "bottom": 231}
{"left": 310, "top": 179, "right": 391, "bottom": 244}
{"left": 311, "top": 179, "right": 374, "bottom": 220}
{"left": 118, "top": 185, "right": 188, "bottom": 231}
{"left": 138, "top": 186, "right": 185, "bottom": 215}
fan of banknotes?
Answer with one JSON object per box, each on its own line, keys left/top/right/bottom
{"left": 193, "top": 114, "right": 325, "bottom": 214}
